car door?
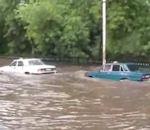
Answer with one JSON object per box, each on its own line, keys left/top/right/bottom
{"left": 9, "top": 61, "right": 17, "bottom": 73}
{"left": 96, "top": 64, "right": 112, "bottom": 79}
{"left": 15, "top": 61, "right": 24, "bottom": 73}
{"left": 111, "top": 64, "right": 124, "bottom": 80}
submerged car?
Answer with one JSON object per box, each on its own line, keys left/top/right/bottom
{"left": 86, "top": 62, "right": 150, "bottom": 81}
{"left": 0, "top": 58, "right": 57, "bottom": 74}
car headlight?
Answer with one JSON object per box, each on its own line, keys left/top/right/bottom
{"left": 145, "top": 75, "right": 150, "bottom": 78}
{"left": 142, "top": 75, "right": 150, "bottom": 79}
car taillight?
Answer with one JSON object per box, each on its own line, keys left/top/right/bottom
{"left": 51, "top": 68, "right": 56, "bottom": 71}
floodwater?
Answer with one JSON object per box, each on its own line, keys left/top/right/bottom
{"left": 0, "top": 59, "right": 150, "bottom": 130}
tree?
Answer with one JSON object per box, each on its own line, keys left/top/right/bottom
{"left": 107, "top": 0, "right": 150, "bottom": 61}
{"left": 0, "top": 0, "right": 150, "bottom": 62}
{"left": 17, "top": 0, "right": 101, "bottom": 58}
{"left": 0, "top": 0, "right": 30, "bottom": 55}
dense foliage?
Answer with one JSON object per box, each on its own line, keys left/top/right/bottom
{"left": 0, "top": 0, "right": 150, "bottom": 62}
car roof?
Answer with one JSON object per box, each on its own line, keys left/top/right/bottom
{"left": 105, "top": 62, "right": 136, "bottom": 66}
{"left": 13, "top": 58, "right": 41, "bottom": 61}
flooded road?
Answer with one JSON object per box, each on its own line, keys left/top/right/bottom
{"left": 0, "top": 59, "right": 150, "bottom": 130}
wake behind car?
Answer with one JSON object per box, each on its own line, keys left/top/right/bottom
{"left": 0, "top": 58, "right": 57, "bottom": 74}
{"left": 86, "top": 62, "right": 150, "bottom": 81}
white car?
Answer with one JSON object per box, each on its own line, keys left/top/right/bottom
{"left": 0, "top": 58, "right": 57, "bottom": 74}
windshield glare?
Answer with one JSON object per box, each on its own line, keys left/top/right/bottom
{"left": 29, "top": 60, "right": 44, "bottom": 65}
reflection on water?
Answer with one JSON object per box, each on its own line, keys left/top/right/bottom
{"left": 0, "top": 69, "right": 150, "bottom": 130}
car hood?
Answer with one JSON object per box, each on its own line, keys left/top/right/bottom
{"left": 132, "top": 71, "right": 150, "bottom": 75}
{"left": 0, "top": 66, "right": 9, "bottom": 70}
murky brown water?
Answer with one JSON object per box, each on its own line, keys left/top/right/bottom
{"left": 0, "top": 58, "right": 150, "bottom": 130}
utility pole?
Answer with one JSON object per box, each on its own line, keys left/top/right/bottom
{"left": 102, "top": 0, "right": 107, "bottom": 67}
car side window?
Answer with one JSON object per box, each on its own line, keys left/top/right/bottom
{"left": 18, "top": 61, "right": 24, "bottom": 66}
{"left": 112, "top": 65, "right": 120, "bottom": 71}
{"left": 104, "top": 65, "right": 111, "bottom": 71}
{"left": 10, "top": 61, "right": 17, "bottom": 66}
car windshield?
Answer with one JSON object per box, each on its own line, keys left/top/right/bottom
{"left": 29, "top": 60, "right": 44, "bottom": 65}
{"left": 127, "top": 64, "right": 150, "bottom": 72}
{"left": 9, "top": 61, "right": 17, "bottom": 66}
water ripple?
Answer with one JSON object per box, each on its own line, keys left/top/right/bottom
{"left": 0, "top": 71, "right": 150, "bottom": 130}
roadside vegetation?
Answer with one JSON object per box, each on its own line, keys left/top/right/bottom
{"left": 0, "top": 0, "right": 150, "bottom": 62}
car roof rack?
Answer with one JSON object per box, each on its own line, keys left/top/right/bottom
{"left": 113, "top": 61, "right": 118, "bottom": 63}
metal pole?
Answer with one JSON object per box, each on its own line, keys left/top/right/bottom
{"left": 102, "top": 0, "right": 106, "bottom": 67}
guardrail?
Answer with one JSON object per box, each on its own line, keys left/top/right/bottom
{"left": 0, "top": 55, "right": 150, "bottom": 66}
{"left": 42, "top": 57, "right": 102, "bottom": 65}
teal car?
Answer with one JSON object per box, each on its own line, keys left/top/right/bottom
{"left": 86, "top": 62, "right": 150, "bottom": 81}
